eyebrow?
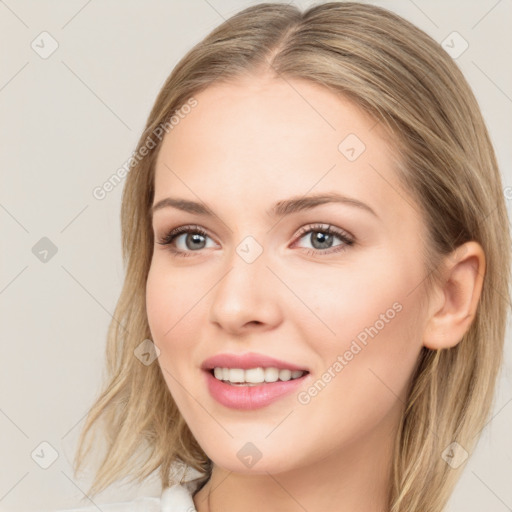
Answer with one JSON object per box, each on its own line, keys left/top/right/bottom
{"left": 151, "top": 192, "right": 378, "bottom": 219}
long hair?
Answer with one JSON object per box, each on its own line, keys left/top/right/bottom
{"left": 73, "top": 3, "right": 512, "bottom": 511}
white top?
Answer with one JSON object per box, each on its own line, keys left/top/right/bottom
{"left": 161, "top": 481, "right": 199, "bottom": 512}
{"left": 54, "top": 481, "right": 199, "bottom": 512}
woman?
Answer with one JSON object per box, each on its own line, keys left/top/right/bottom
{"left": 64, "top": 2, "right": 511, "bottom": 511}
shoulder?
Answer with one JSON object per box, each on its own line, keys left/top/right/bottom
{"left": 160, "top": 480, "right": 200, "bottom": 511}
{"left": 52, "top": 481, "right": 199, "bottom": 512}
{"left": 51, "top": 495, "right": 160, "bottom": 512}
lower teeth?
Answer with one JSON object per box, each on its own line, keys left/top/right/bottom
{"left": 224, "top": 379, "right": 296, "bottom": 386}
{"left": 229, "top": 382, "right": 261, "bottom": 386}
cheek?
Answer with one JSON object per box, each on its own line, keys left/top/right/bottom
{"left": 287, "top": 250, "right": 425, "bottom": 397}
{"left": 146, "top": 266, "right": 171, "bottom": 343}
{"left": 145, "top": 257, "right": 220, "bottom": 405}
{"left": 146, "top": 262, "right": 202, "bottom": 412}
{"left": 145, "top": 260, "right": 199, "bottom": 368}
{"left": 146, "top": 257, "right": 200, "bottom": 337}
{"left": 284, "top": 248, "right": 420, "bottom": 346}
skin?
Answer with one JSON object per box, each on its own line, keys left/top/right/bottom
{"left": 146, "top": 75, "right": 485, "bottom": 512}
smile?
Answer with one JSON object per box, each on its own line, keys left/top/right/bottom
{"left": 212, "top": 366, "right": 307, "bottom": 385}
{"left": 204, "top": 368, "right": 310, "bottom": 410}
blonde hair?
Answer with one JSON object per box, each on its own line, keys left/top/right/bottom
{"left": 74, "top": 3, "right": 512, "bottom": 511}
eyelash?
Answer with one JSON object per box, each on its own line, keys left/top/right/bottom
{"left": 156, "top": 223, "right": 355, "bottom": 259}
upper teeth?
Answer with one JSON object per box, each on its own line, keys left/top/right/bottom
{"left": 213, "top": 367, "right": 306, "bottom": 384}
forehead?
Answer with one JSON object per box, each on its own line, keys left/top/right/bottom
{"left": 157, "top": 76, "right": 383, "bottom": 166}
{"left": 153, "top": 77, "right": 414, "bottom": 227}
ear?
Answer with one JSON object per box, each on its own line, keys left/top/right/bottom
{"left": 423, "top": 241, "right": 486, "bottom": 350}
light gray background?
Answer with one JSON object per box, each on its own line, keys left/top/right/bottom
{"left": 1, "top": 1, "right": 511, "bottom": 511}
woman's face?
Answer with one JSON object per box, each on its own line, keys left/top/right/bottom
{"left": 146, "top": 76, "right": 431, "bottom": 474}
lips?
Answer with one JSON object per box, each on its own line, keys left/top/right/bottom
{"left": 200, "top": 352, "right": 311, "bottom": 410}
{"left": 201, "top": 352, "right": 309, "bottom": 372}
{"left": 203, "top": 368, "right": 309, "bottom": 410}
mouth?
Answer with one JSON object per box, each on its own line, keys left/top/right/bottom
{"left": 207, "top": 367, "right": 309, "bottom": 386}
{"left": 201, "top": 352, "right": 311, "bottom": 409}
{"left": 203, "top": 366, "right": 310, "bottom": 410}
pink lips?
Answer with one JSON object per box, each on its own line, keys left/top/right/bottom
{"left": 201, "top": 352, "right": 309, "bottom": 372}
{"left": 201, "top": 352, "right": 310, "bottom": 410}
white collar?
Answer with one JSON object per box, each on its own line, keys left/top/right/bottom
{"left": 160, "top": 479, "right": 202, "bottom": 512}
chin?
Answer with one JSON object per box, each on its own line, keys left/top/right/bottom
{"left": 199, "top": 438, "right": 302, "bottom": 476}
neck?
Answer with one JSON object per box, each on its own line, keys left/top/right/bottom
{"left": 193, "top": 409, "right": 399, "bottom": 512}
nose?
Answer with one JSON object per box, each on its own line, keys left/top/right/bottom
{"left": 208, "top": 250, "right": 284, "bottom": 335}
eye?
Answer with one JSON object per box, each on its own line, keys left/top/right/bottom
{"left": 156, "top": 224, "right": 217, "bottom": 258}
{"left": 292, "top": 223, "right": 354, "bottom": 256}
{"left": 156, "top": 223, "right": 355, "bottom": 258}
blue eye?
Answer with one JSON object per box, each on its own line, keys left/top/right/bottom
{"left": 293, "top": 223, "right": 354, "bottom": 256}
{"left": 156, "top": 223, "right": 354, "bottom": 258}
{"left": 156, "top": 224, "right": 214, "bottom": 257}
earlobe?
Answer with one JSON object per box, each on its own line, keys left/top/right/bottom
{"left": 423, "top": 241, "right": 486, "bottom": 350}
